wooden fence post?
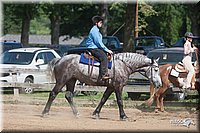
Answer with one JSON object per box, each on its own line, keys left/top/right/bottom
{"left": 12, "top": 73, "right": 19, "bottom": 99}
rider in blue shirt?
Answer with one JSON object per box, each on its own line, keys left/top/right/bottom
{"left": 86, "top": 16, "right": 113, "bottom": 81}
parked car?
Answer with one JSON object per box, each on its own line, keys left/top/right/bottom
{"left": 0, "top": 40, "right": 23, "bottom": 54}
{"left": 66, "top": 36, "right": 123, "bottom": 55}
{"left": 128, "top": 47, "right": 199, "bottom": 100}
{"left": 134, "top": 36, "right": 167, "bottom": 55}
{"left": 173, "top": 36, "right": 200, "bottom": 48}
{"left": 0, "top": 47, "right": 61, "bottom": 94}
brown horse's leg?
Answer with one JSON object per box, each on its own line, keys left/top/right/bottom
{"left": 158, "top": 84, "right": 169, "bottom": 112}
{"left": 115, "top": 87, "right": 128, "bottom": 120}
{"left": 160, "top": 96, "right": 165, "bottom": 112}
{"left": 42, "top": 82, "right": 65, "bottom": 116}
{"left": 92, "top": 87, "right": 114, "bottom": 119}
{"left": 146, "top": 84, "right": 156, "bottom": 106}
{"left": 154, "top": 92, "right": 161, "bottom": 113}
{"left": 65, "top": 78, "right": 79, "bottom": 117}
{"left": 191, "top": 74, "right": 196, "bottom": 89}
{"left": 155, "top": 95, "right": 160, "bottom": 113}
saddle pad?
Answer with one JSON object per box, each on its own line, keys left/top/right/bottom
{"left": 170, "top": 69, "right": 179, "bottom": 77}
{"left": 79, "top": 53, "right": 112, "bottom": 69}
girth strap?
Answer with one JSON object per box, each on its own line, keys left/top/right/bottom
{"left": 84, "top": 53, "right": 96, "bottom": 77}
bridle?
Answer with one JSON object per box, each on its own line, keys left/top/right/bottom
{"left": 139, "top": 63, "right": 159, "bottom": 84}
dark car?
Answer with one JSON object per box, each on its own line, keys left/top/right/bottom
{"left": 134, "top": 36, "right": 166, "bottom": 55}
{"left": 67, "top": 36, "right": 123, "bottom": 55}
{"left": 0, "top": 40, "right": 23, "bottom": 54}
{"left": 147, "top": 47, "right": 197, "bottom": 65}
{"left": 173, "top": 36, "right": 200, "bottom": 48}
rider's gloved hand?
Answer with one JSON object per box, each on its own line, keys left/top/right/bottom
{"left": 107, "top": 50, "right": 113, "bottom": 54}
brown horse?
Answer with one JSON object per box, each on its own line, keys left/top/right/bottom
{"left": 146, "top": 52, "right": 199, "bottom": 112}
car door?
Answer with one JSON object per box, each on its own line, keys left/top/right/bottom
{"left": 34, "top": 51, "right": 56, "bottom": 83}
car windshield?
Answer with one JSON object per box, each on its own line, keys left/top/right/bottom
{"left": 147, "top": 52, "right": 196, "bottom": 65}
{"left": 1, "top": 51, "right": 35, "bottom": 65}
{"left": 136, "top": 38, "right": 156, "bottom": 47}
{"left": 193, "top": 38, "right": 200, "bottom": 46}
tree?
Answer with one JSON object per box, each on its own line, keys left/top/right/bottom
{"left": 41, "top": 3, "right": 63, "bottom": 45}
{"left": 3, "top": 4, "right": 39, "bottom": 46}
{"left": 21, "top": 4, "right": 39, "bottom": 46}
{"left": 123, "top": 3, "right": 135, "bottom": 52}
{"left": 3, "top": 4, "right": 21, "bottom": 34}
{"left": 187, "top": 3, "right": 200, "bottom": 36}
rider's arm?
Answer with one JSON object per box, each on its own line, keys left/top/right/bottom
{"left": 184, "top": 40, "right": 194, "bottom": 55}
{"left": 92, "top": 26, "right": 110, "bottom": 53}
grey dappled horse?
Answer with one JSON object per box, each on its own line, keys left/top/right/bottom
{"left": 42, "top": 53, "right": 162, "bottom": 120}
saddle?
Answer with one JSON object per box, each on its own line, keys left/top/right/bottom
{"left": 170, "top": 62, "right": 196, "bottom": 89}
{"left": 79, "top": 51, "right": 112, "bottom": 77}
{"left": 174, "top": 62, "right": 187, "bottom": 73}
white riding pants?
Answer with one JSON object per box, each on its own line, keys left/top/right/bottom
{"left": 182, "top": 56, "right": 195, "bottom": 87}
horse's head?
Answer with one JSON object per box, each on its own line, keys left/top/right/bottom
{"left": 146, "top": 58, "right": 162, "bottom": 88}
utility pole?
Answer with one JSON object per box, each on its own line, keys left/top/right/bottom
{"left": 135, "top": 0, "right": 139, "bottom": 38}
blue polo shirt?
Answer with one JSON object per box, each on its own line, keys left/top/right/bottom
{"left": 86, "top": 25, "right": 109, "bottom": 53}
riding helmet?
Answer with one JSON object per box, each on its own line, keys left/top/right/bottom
{"left": 92, "top": 16, "right": 103, "bottom": 24}
{"left": 184, "top": 32, "right": 193, "bottom": 38}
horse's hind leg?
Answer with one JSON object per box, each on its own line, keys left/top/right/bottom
{"left": 92, "top": 87, "right": 114, "bottom": 119}
{"left": 65, "top": 78, "right": 79, "bottom": 117}
{"left": 42, "top": 82, "right": 65, "bottom": 116}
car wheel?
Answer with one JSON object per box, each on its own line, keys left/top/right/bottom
{"left": 175, "top": 92, "right": 186, "bottom": 101}
{"left": 127, "top": 92, "right": 141, "bottom": 100}
{"left": 165, "top": 92, "right": 186, "bottom": 101}
{"left": 20, "top": 77, "right": 34, "bottom": 94}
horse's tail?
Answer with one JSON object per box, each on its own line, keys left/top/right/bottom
{"left": 47, "top": 58, "right": 60, "bottom": 83}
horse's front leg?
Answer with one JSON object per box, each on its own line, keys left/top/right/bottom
{"left": 155, "top": 92, "right": 161, "bottom": 113}
{"left": 115, "top": 87, "right": 128, "bottom": 121}
{"left": 92, "top": 87, "right": 114, "bottom": 119}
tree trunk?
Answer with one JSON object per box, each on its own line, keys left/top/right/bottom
{"left": 123, "top": 3, "right": 135, "bottom": 52}
{"left": 101, "top": 3, "right": 108, "bottom": 36}
{"left": 21, "top": 17, "right": 30, "bottom": 46}
{"left": 21, "top": 5, "right": 31, "bottom": 46}
{"left": 188, "top": 4, "right": 200, "bottom": 36}
{"left": 50, "top": 14, "right": 60, "bottom": 45}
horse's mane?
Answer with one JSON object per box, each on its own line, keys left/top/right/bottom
{"left": 114, "top": 52, "right": 150, "bottom": 66}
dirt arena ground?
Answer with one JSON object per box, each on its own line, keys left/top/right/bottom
{"left": 1, "top": 95, "right": 199, "bottom": 132}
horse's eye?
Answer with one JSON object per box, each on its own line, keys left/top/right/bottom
{"left": 155, "top": 68, "right": 159, "bottom": 71}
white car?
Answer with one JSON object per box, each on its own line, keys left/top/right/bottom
{"left": 0, "top": 47, "right": 61, "bottom": 93}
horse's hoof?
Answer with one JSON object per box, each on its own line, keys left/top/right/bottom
{"left": 120, "top": 115, "right": 128, "bottom": 121}
{"left": 41, "top": 112, "right": 49, "bottom": 117}
{"left": 92, "top": 113, "right": 100, "bottom": 119}
{"left": 154, "top": 109, "right": 159, "bottom": 113}
{"left": 160, "top": 110, "right": 166, "bottom": 113}
{"left": 74, "top": 113, "right": 80, "bottom": 118}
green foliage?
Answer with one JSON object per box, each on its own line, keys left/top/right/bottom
{"left": 3, "top": 3, "right": 199, "bottom": 45}
{"left": 30, "top": 15, "right": 50, "bottom": 34}
{"left": 145, "top": 4, "right": 191, "bottom": 45}
{"left": 3, "top": 4, "right": 22, "bottom": 34}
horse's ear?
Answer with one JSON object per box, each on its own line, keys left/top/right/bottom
{"left": 155, "top": 57, "right": 160, "bottom": 62}
{"left": 151, "top": 57, "right": 154, "bottom": 64}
